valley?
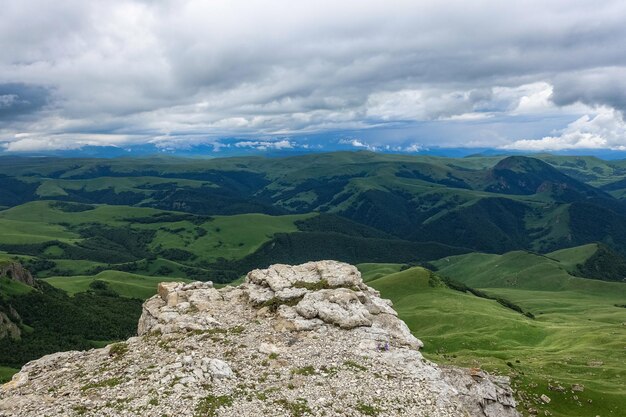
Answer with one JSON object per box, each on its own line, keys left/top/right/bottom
{"left": 0, "top": 151, "right": 625, "bottom": 417}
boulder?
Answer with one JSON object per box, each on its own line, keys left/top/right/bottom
{"left": 295, "top": 288, "right": 373, "bottom": 329}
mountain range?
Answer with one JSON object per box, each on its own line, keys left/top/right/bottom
{"left": 0, "top": 151, "right": 625, "bottom": 417}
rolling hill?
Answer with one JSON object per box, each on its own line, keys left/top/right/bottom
{"left": 0, "top": 151, "right": 625, "bottom": 417}
{"left": 1, "top": 151, "right": 626, "bottom": 256}
{"left": 365, "top": 253, "right": 626, "bottom": 417}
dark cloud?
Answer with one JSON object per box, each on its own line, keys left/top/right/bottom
{"left": 0, "top": 83, "right": 50, "bottom": 120}
{"left": 551, "top": 68, "right": 626, "bottom": 113}
{"left": 0, "top": 0, "right": 625, "bottom": 151}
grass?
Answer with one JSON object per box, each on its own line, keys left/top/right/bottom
{"left": 363, "top": 249, "right": 626, "bottom": 417}
{"left": 194, "top": 394, "right": 233, "bottom": 417}
{"left": 0, "top": 277, "right": 34, "bottom": 299}
{"left": 0, "top": 218, "right": 77, "bottom": 244}
{"left": 44, "top": 271, "right": 189, "bottom": 299}
{"left": 80, "top": 377, "right": 123, "bottom": 391}
{"left": 0, "top": 201, "right": 315, "bottom": 277}
{"left": 0, "top": 366, "right": 19, "bottom": 383}
{"left": 355, "top": 263, "right": 404, "bottom": 282}
{"left": 144, "top": 212, "right": 313, "bottom": 263}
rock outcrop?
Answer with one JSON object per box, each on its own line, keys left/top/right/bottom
{"left": 0, "top": 261, "right": 520, "bottom": 417}
{"left": 0, "top": 310, "right": 20, "bottom": 340}
{"left": 0, "top": 262, "right": 35, "bottom": 287}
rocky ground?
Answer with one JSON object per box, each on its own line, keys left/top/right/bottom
{"left": 0, "top": 261, "right": 520, "bottom": 416}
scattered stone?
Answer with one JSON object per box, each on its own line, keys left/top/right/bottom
{"left": 548, "top": 383, "right": 565, "bottom": 392}
{"left": 207, "top": 359, "right": 233, "bottom": 379}
{"left": 258, "top": 342, "right": 280, "bottom": 355}
{"left": 540, "top": 394, "right": 551, "bottom": 404}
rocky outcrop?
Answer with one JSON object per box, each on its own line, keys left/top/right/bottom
{"left": 0, "top": 261, "right": 520, "bottom": 417}
{"left": 0, "top": 311, "right": 20, "bottom": 340}
{"left": 0, "top": 262, "right": 31, "bottom": 341}
{"left": 0, "top": 262, "right": 35, "bottom": 287}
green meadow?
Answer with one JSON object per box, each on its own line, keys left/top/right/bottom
{"left": 43, "top": 271, "right": 189, "bottom": 300}
{"left": 361, "top": 246, "right": 625, "bottom": 417}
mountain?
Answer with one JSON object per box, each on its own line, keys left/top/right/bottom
{"left": 1, "top": 151, "right": 626, "bottom": 257}
{"left": 483, "top": 156, "right": 608, "bottom": 200}
{"left": 0, "top": 261, "right": 520, "bottom": 417}
{"left": 0, "top": 151, "right": 624, "bottom": 416}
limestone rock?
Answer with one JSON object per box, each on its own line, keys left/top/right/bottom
{"left": 207, "top": 359, "right": 233, "bottom": 379}
{"left": 0, "top": 261, "right": 521, "bottom": 417}
{"left": 295, "top": 288, "right": 373, "bottom": 329}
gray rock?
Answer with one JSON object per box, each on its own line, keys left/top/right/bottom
{"left": 1, "top": 261, "right": 521, "bottom": 417}
{"left": 295, "top": 288, "right": 372, "bottom": 329}
{"left": 206, "top": 358, "right": 233, "bottom": 379}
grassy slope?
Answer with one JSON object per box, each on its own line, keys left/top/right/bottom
{"left": 44, "top": 271, "right": 190, "bottom": 299}
{"left": 0, "top": 201, "right": 314, "bottom": 276}
{"left": 0, "top": 366, "right": 18, "bottom": 384}
{"left": 0, "top": 277, "right": 33, "bottom": 300}
{"left": 356, "top": 263, "right": 404, "bottom": 282}
{"left": 144, "top": 212, "right": 314, "bottom": 262}
{"left": 0, "top": 202, "right": 311, "bottom": 297}
{"left": 426, "top": 247, "right": 626, "bottom": 417}
{"left": 35, "top": 176, "right": 211, "bottom": 198}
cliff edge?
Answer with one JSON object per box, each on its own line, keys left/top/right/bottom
{"left": 0, "top": 261, "right": 520, "bottom": 416}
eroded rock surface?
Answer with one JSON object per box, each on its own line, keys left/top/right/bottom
{"left": 0, "top": 261, "right": 520, "bottom": 417}
{"left": 0, "top": 262, "right": 35, "bottom": 287}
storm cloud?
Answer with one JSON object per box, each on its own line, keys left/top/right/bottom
{"left": 0, "top": 83, "right": 51, "bottom": 120}
{"left": 1, "top": 0, "right": 625, "bottom": 152}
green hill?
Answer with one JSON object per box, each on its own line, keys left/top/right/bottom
{"left": 43, "top": 271, "right": 189, "bottom": 299}
{"left": 2, "top": 152, "right": 626, "bottom": 255}
{"left": 364, "top": 261, "right": 626, "bottom": 417}
{"left": 1, "top": 151, "right": 626, "bottom": 414}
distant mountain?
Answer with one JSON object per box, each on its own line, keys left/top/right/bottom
{"left": 484, "top": 156, "right": 608, "bottom": 200}
{"left": 1, "top": 151, "right": 626, "bottom": 256}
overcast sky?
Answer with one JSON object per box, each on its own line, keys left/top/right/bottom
{"left": 1, "top": 0, "right": 625, "bottom": 153}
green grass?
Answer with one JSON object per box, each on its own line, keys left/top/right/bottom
{"left": 0, "top": 202, "right": 316, "bottom": 281}
{"left": 431, "top": 246, "right": 625, "bottom": 295}
{"left": 0, "top": 277, "right": 33, "bottom": 299}
{"left": 356, "top": 263, "right": 404, "bottom": 282}
{"left": 44, "top": 271, "right": 189, "bottom": 299}
{"left": 394, "top": 248, "right": 626, "bottom": 417}
{"left": 0, "top": 366, "right": 19, "bottom": 383}
{"left": 0, "top": 200, "right": 156, "bottom": 226}
{"left": 0, "top": 218, "right": 77, "bottom": 244}
{"left": 144, "top": 212, "right": 314, "bottom": 263}
{"left": 547, "top": 243, "right": 599, "bottom": 268}
{"left": 35, "top": 176, "right": 210, "bottom": 198}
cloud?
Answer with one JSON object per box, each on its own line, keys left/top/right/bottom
{"left": 233, "top": 139, "right": 295, "bottom": 151}
{"left": 551, "top": 67, "right": 626, "bottom": 113}
{"left": 1, "top": 133, "right": 141, "bottom": 152}
{"left": 0, "top": 1, "right": 625, "bottom": 151}
{"left": 339, "top": 138, "right": 378, "bottom": 151}
{"left": 0, "top": 83, "right": 51, "bottom": 120}
{"left": 503, "top": 108, "right": 626, "bottom": 151}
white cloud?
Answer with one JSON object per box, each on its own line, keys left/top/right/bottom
{"left": 1, "top": 133, "right": 141, "bottom": 152}
{"left": 504, "top": 107, "right": 626, "bottom": 151}
{"left": 0, "top": 94, "right": 19, "bottom": 108}
{"left": 0, "top": 1, "right": 625, "bottom": 151}
{"left": 339, "top": 138, "right": 378, "bottom": 151}
{"left": 233, "top": 139, "right": 294, "bottom": 151}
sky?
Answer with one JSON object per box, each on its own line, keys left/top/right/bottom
{"left": 1, "top": 0, "right": 625, "bottom": 154}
